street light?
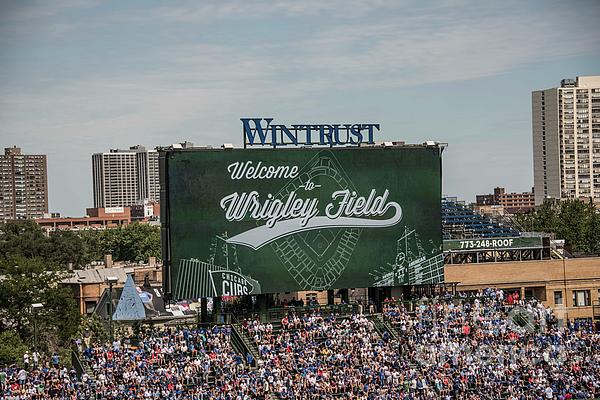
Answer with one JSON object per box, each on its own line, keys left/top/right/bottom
{"left": 105, "top": 276, "right": 118, "bottom": 342}
{"left": 31, "top": 303, "right": 43, "bottom": 351}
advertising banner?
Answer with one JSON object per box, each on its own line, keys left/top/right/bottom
{"left": 163, "top": 146, "right": 442, "bottom": 299}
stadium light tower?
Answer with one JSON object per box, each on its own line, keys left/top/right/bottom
{"left": 31, "top": 303, "right": 43, "bottom": 351}
{"left": 105, "top": 276, "right": 119, "bottom": 342}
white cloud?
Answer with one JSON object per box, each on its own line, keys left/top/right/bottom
{"left": 295, "top": 5, "right": 599, "bottom": 88}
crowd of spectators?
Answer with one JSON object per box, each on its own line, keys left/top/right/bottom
{"left": 1, "top": 327, "right": 261, "bottom": 399}
{"left": 0, "top": 360, "right": 81, "bottom": 400}
{"left": 382, "top": 289, "right": 599, "bottom": 399}
{"left": 241, "top": 288, "right": 599, "bottom": 399}
{"left": 1, "top": 288, "right": 599, "bottom": 399}
{"left": 80, "top": 325, "right": 261, "bottom": 399}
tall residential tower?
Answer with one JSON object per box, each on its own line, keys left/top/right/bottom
{"left": 0, "top": 146, "right": 48, "bottom": 220}
{"left": 532, "top": 76, "right": 600, "bottom": 205}
{"left": 92, "top": 145, "right": 159, "bottom": 208}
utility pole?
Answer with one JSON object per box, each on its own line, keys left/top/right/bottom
{"left": 106, "top": 276, "right": 118, "bottom": 342}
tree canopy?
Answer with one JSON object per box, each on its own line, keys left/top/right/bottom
{"left": 0, "top": 220, "right": 161, "bottom": 268}
{"left": 0, "top": 255, "right": 80, "bottom": 363}
{"left": 514, "top": 199, "right": 600, "bottom": 255}
{"left": 0, "top": 220, "right": 161, "bottom": 364}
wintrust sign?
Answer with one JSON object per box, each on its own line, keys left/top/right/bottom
{"left": 242, "top": 118, "right": 380, "bottom": 147}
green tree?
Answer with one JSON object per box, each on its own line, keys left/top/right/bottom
{"left": 517, "top": 199, "right": 600, "bottom": 254}
{"left": 40, "top": 286, "right": 81, "bottom": 343}
{"left": 0, "top": 256, "right": 80, "bottom": 350}
{"left": 0, "top": 331, "right": 29, "bottom": 366}
{"left": 0, "top": 220, "right": 49, "bottom": 262}
{"left": 79, "top": 229, "right": 104, "bottom": 264}
{"left": 47, "top": 230, "right": 86, "bottom": 268}
{"left": 532, "top": 201, "right": 558, "bottom": 233}
{"left": 555, "top": 200, "right": 588, "bottom": 252}
{"left": 78, "top": 315, "right": 108, "bottom": 344}
{"left": 0, "top": 220, "right": 162, "bottom": 267}
{"left": 101, "top": 223, "right": 161, "bottom": 262}
{"left": 584, "top": 207, "right": 600, "bottom": 255}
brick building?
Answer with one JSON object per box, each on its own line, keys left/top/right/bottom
{"left": 475, "top": 187, "right": 535, "bottom": 214}
{"left": 35, "top": 207, "right": 131, "bottom": 233}
{"left": 446, "top": 257, "right": 600, "bottom": 322}
{"left": 61, "top": 255, "right": 162, "bottom": 315}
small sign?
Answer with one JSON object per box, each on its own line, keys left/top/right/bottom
{"left": 209, "top": 270, "right": 261, "bottom": 297}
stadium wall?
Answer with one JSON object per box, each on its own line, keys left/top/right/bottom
{"left": 445, "top": 257, "right": 600, "bottom": 321}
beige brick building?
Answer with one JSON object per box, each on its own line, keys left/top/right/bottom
{"left": 446, "top": 257, "right": 600, "bottom": 321}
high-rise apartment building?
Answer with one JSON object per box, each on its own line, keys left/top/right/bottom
{"left": 135, "top": 146, "right": 159, "bottom": 202}
{"left": 92, "top": 146, "right": 159, "bottom": 208}
{"left": 0, "top": 146, "right": 48, "bottom": 220}
{"left": 532, "top": 76, "right": 600, "bottom": 205}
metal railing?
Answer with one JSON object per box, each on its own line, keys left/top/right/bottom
{"left": 70, "top": 349, "right": 86, "bottom": 379}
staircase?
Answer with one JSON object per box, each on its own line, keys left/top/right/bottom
{"left": 71, "top": 349, "right": 95, "bottom": 384}
{"left": 232, "top": 324, "right": 284, "bottom": 399}
{"left": 231, "top": 324, "right": 259, "bottom": 367}
{"left": 370, "top": 314, "right": 401, "bottom": 342}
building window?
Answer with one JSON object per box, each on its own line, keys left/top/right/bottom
{"left": 85, "top": 301, "right": 97, "bottom": 314}
{"left": 572, "top": 290, "right": 590, "bottom": 307}
{"left": 554, "top": 291, "right": 563, "bottom": 305}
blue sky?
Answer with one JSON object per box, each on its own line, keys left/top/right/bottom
{"left": 0, "top": 0, "right": 599, "bottom": 216}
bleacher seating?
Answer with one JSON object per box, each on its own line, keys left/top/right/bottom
{"left": 442, "top": 196, "right": 520, "bottom": 239}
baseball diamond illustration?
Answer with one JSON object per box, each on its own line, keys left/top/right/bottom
{"left": 270, "top": 151, "right": 362, "bottom": 290}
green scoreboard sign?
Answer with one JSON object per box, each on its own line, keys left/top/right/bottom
{"left": 161, "top": 146, "right": 443, "bottom": 300}
{"left": 443, "top": 237, "right": 543, "bottom": 251}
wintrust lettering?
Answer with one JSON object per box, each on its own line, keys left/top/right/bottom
{"left": 242, "top": 118, "right": 380, "bottom": 147}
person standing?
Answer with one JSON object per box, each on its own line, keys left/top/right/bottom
{"left": 23, "top": 352, "right": 30, "bottom": 370}
{"left": 17, "top": 367, "right": 27, "bottom": 385}
{"left": 0, "top": 367, "right": 6, "bottom": 391}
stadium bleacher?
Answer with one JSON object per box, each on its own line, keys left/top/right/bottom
{"left": 442, "top": 196, "right": 521, "bottom": 240}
